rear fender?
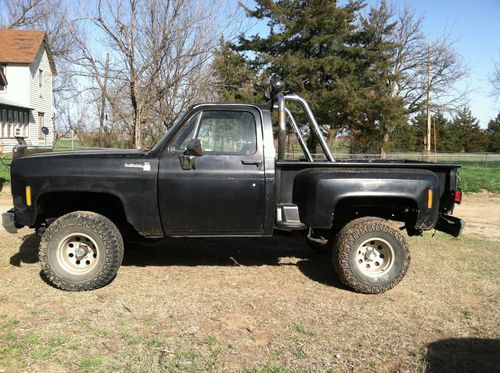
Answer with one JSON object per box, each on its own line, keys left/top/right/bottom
{"left": 293, "top": 168, "right": 441, "bottom": 229}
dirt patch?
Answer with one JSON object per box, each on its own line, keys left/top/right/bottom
{"left": 0, "top": 184, "right": 11, "bottom": 211}
{"left": 0, "top": 192, "right": 499, "bottom": 371}
{"left": 454, "top": 192, "right": 500, "bottom": 240}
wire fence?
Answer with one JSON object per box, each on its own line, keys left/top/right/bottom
{"left": 2, "top": 143, "right": 500, "bottom": 168}
{"left": 285, "top": 152, "right": 500, "bottom": 168}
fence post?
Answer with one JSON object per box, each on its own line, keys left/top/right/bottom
{"left": 485, "top": 153, "right": 488, "bottom": 167}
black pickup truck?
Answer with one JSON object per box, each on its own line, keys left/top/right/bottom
{"left": 2, "top": 82, "right": 464, "bottom": 293}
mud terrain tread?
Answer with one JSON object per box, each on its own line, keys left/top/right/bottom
{"left": 333, "top": 217, "right": 410, "bottom": 294}
{"left": 39, "top": 211, "right": 124, "bottom": 291}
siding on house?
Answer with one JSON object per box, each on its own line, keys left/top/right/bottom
{"left": 0, "top": 30, "right": 54, "bottom": 153}
{"left": 29, "top": 47, "right": 53, "bottom": 147}
{"left": 1, "top": 64, "right": 30, "bottom": 106}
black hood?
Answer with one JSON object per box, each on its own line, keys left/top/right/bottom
{"left": 20, "top": 148, "right": 147, "bottom": 160}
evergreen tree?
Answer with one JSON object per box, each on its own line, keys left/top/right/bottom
{"left": 237, "top": 0, "right": 365, "bottom": 152}
{"left": 351, "top": 0, "right": 407, "bottom": 154}
{"left": 237, "top": 0, "right": 408, "bottom": 154}
{"left": 450, "top": 107, "right": 489, "bottom": 152}
{"left": 434, "top": 113, "right": 459, "bottom": 152}
{"left": 410, "top": 111, "right": 462, "bottom": 152}
{"left": 487, "top": 114, "right": 500, "bottom": 152}
{"left": 212, "top": 38, "right": 265, "bottom": 103}
{"left": 385, "top": 120, "right": 419, "bottom": 152}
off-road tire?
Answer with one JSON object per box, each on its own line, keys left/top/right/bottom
{"left": 39, "top": 211, "right": 124, "bottom": 291}
{"left": 333, "top": 217, "right": 410, "bottom": 294}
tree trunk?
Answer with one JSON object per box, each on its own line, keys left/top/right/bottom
{"left": 306, "top": 133, "right": 318, "bottom": 155}
{"left": 134, "top": 110, "right": 142, "bottom": 149}
{"left": 326, "top": 126, "right": 337, "bottom": 151}
{"left": 380, "top": 132, "right": 390, "bottom": 158}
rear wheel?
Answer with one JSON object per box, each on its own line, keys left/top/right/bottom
{"left": 333, "top": 217, "right": 410, "bottom": 294}
{"left": 39, "top": 211, "right": 124, "bottom": 291}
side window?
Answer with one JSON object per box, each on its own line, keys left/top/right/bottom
{"left": 171, "top": 110, "right": 257, "bottom": 155}
{"left": 170, "top": 113, "right": 199, "bottom": 152}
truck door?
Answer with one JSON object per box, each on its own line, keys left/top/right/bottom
{"left": 158, "top": 107, "right": 266, "bottom": 235}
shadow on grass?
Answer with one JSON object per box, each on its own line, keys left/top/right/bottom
{"left": 9, "top": 234, "right": 40, "bottom": 267}
{"left": 426, "top": 338, "right": 500, "bottom": 373}
{"left": 123, "top": 235, "right": 348, "bottom": 289}
{"left": 8, "top": 233, "right": 348, "bottom": 290}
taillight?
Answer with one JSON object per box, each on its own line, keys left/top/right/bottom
{"left": 454, "top": 189, "right": 462, "bottom": 204}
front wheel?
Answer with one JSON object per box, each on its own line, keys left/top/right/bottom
{"left": 333, "top": 217, "right": 410, "bottom": 294}
{"left": 39, "top": 211, "right": 124, "bottom": 291}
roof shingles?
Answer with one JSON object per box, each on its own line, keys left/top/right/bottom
{"left": 0, "top": 29, "right": 46, "bottom": 63}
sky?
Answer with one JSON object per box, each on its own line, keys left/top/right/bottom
{"left": 243, "top": 0, "right": 500, "bottom": 127}
{"left": 392, "top": 0, "right": 500, "bottom": 127}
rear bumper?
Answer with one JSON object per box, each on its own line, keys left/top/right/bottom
{"left": 2, "top": 210, "right": 17, "bottom": 234}
{"left": 435, "top": 214, "right": 465, "bottom": 237}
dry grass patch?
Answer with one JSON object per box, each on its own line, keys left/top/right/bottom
{"left": 0, "top": 227, "right": 499, "bottom": 372}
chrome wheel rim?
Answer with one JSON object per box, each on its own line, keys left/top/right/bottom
{"left": 56, "top": 233, "right": 99, "bottom": 275}
{"left": 355, "top": 237, "right": 394, "bottom": 277}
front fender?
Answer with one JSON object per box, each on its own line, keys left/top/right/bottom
{"left": 293, "top": 168, "right": 441, "bottom": 229}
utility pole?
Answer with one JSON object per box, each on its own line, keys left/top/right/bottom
{"left": 426, "top": 43, "right": 432, "bottom": 155}
{"left": 99, "top": 53, "right": 110, "bottom": 146}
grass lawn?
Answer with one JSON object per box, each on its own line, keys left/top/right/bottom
{"left": 458, "top": 167, "right": 500, "bottom": 193}
{"left": 53, "top": 138, "right": 85, "bottom": 151}
{"left": 0, "top": 155, "right": 11, "bottom": 185}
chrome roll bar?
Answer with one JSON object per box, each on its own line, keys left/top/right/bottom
{"left": 276, "top": 92, "right": 287, "bottom": 161}
{"left": 284, "top": 108, "right": 314, "bottom": 162}
{"left": 273, "top": 103, "right": 314, "bottom": 162}
{"left": 275, "top": 93, "right": 335, "bottom": 162}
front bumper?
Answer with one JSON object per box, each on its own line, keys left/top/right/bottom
{"left": 435, "top": 214, "right": 465, "bottom": 237}
{"left": 2, "top": 209, "right": 17, "bottom": 234}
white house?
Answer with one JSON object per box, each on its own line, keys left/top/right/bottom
{"left": 0, "top": 29, "right": 56, "bottom": 153}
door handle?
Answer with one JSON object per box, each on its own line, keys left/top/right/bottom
{"left": 241, "top": 160, "right": 263, "bottom": 166}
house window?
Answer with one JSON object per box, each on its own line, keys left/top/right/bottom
{"left": 38, "top": 112, "right": 45, "bottom": 139}
{"left": 38, "top": 69, "right": 43, "bottom": 97}
{"left": 7, "top": 110, "right": 13, "bottom": 137}
{"left": 0, "top": 65, "right": 6, "bottom": 93}
{"left": 24, "top": 112, "right": 29, "bottom": 137}
{"left": 0, "top": 109, "right": 5, "bottom": 137}
{"left": 0, "top": 108, "right": 30, "bottom": 138}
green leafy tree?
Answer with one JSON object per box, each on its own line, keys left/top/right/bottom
{"left": 487, "top": 113, "right": 500, "bottom": 152}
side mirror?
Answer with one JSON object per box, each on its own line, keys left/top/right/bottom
{"left": 184, "top": 138, "right": 204, "bottom": 157}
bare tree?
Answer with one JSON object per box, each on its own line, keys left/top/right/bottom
{"left": 1, "top": 0, "right": 46, "bottom": 28}
{"left": 389, "top": 5, "right": 469, "bottom": 114}
{"left": 491, "top": 57, "right": 500, "bottom": 99}
{"left": 68, "top": 0, "right": 239, "bottom": 148}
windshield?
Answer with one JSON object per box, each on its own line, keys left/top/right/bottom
{"left": 147, "top": 111, "right": 188, "bottom": 153}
